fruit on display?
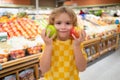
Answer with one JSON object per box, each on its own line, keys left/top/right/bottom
{"left": 26, "top": 45, "right": 42, "bottom": 55}
{"left": 0, "top": 18, "right": 41, "bottom": 39}
{"left": 0, "top": 15, "right": 9, "bottom": 23}
{"left": 9, "top": 49, "right": 25, "bottom": 59}
{"left": 17, "top": 12, "right": 28, "bottom": 18}
{"left": 0, "top": 54, "right": 8, "bottom": 63}
{"left": 70, "top": 27, "right": 80, "bottom": 38}
{"left": 46, "top": 25, "right": 57, "bottom": 38}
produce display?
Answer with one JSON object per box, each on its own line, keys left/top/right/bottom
{"left": 9, "top": 49, "right": 25, "bottom": 59}
{"left": 0, "top": 36, "right": 44, "bottom": 63}
{"left": 0, "top": 53, "right": 8, "bottom": 63}
{"left": 0, "top": 17, "right": 44, "bottom": 63}
{"left": 26, "top": 45, "right": 42, "bottom": 55}
{"left": 0, "top": 18, "right": 41, "bottom": 39}
{"left": 84, "top": 14, "right": 117, "bottom": 26}
{"left": 0, "top": 15, "right": 10, "bottom": 23}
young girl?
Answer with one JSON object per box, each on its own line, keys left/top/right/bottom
{"left": 40, "top": 6, "right": 87, "bottom": 80}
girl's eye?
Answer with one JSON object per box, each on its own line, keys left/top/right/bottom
{"left": 56, "top": 22, "right": 61, "bottom": 25}
{"left": 66, "top": 22, "right": 71, "bottom": 25}
{"left": 55, "top": 21, "right": 72, "bottom": 25}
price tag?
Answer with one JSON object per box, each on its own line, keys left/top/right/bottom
{"left": 0, "top": 32, "right": 7, "bottom": 42}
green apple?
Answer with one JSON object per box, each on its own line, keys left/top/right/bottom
{"left": 46, "top": 25, "right": 57, "bottom": 38}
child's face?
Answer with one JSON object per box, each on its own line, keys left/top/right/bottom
{"left": 54, "top": 13, "right": 73, "bottom": 40}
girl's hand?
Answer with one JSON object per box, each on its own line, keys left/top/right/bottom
{"left": 72, "top": 29, "right": 86, "bottom": 46}
{"left": 41, "top": 29, "right": 56, "bottom": 46}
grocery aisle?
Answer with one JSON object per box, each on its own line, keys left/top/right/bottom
{"left": 80, "top": 48, "right": 120, "bottom": 80}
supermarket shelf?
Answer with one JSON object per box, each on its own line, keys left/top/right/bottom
{"left": 100, "top": 45, "right": 116, "bottom": 55}
{"left": 0, "top": 53, "right": 42, "bottom": 79}
{"left": 83, "top": 37, "right": 101, "bottom": 47}
{"left": 0, "top": 53, "right": 41, "bottom": 70}
{"left": 83, "top": 33, "right": 119, "bottom": 62}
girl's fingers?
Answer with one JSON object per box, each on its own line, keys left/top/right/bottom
{"left": 72, "top": 34, "right": 77, "bottom": 40}
{"left": 51, "top": 33, "right": 56, "bottom": 39}
{"left": 78, "top": 30, "right": 82, "bottom": 40}
{"left": 77, "top": 30, "right": 85, "bottom": 42}
{"left": 41, "top": 29, "right": 55, "bottom": 40}
{"left": 82, "top": 30, "right": 86, "bottom": 38}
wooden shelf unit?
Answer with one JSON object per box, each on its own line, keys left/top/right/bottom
{"left": 83, "top": 37, "right": 101, "bottom": 62}
{"left": 0, "top": 53, "right": 41, "bottom": 80}
{"left": 83, "top": 33, "right": 119, "bottom": 62}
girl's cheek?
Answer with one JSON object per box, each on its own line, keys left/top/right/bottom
{"left": 68, "top": 26, "right": 73, "bottom": 30}
{"left": 54, "top": 25, "right": 60, "bottom": 30}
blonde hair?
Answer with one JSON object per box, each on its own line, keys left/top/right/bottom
{"left": 49, "top": 6, "right": 77, "bottom": 26}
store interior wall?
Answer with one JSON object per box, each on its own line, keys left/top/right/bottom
{"left": 31, "top": 0, "right": 55, "bottom": 7}
{"left": 73, "top": 0, "right": 120, "bottom": 6}
{"left": 0, "top": 0, "right": 120, "bottom": 7}
{"left": 0, "top": 0, "right": 31, "bottom": 5}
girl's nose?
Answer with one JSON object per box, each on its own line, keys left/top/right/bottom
{"left": 61, "top": 24, "right": 66, "bottom": 29}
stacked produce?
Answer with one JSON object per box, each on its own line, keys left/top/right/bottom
{"left": 0, "top": 15, "right": 10, "bottom": 23}
{"left": 9, "top": 49, "right": 25, "bottom": 59}
{"left": 26, "top": 45, "right": 43, "bottom": 55}
{"left": 29, "top": 14, "right": 49, "bottom": 28}
{"left": 85, "top": 14, "right": 117, "bottom": 26}
{"left": 0, "top": 53, "right": 8, "bottom": 63}
{"left": 0, "top": 18, "right": 42, "bottom": 39}
{"left": 78, "top": 14, "right": 118, "bottom": 40}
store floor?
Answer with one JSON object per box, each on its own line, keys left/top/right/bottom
{"left": 80, "top": 48, "right": 120, "bottom": 80}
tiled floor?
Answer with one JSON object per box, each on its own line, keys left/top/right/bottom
{"left": 80, "top": 48, "right": 120, "bottom": 80}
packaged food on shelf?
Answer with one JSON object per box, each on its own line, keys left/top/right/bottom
{"left": 19, "top": 71, "right": 28, "bottom": 80}
{"left": 19, "top": 68, "right": 35, "bottom": 80}
{"left": 25, "top": 69, "right": 35, "bottom": 80}
{"left": 0, "top": 32, "right": 7, "bottom": 42}
{"left": 3, "top": 75, "right": 16, "bottom": 80}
